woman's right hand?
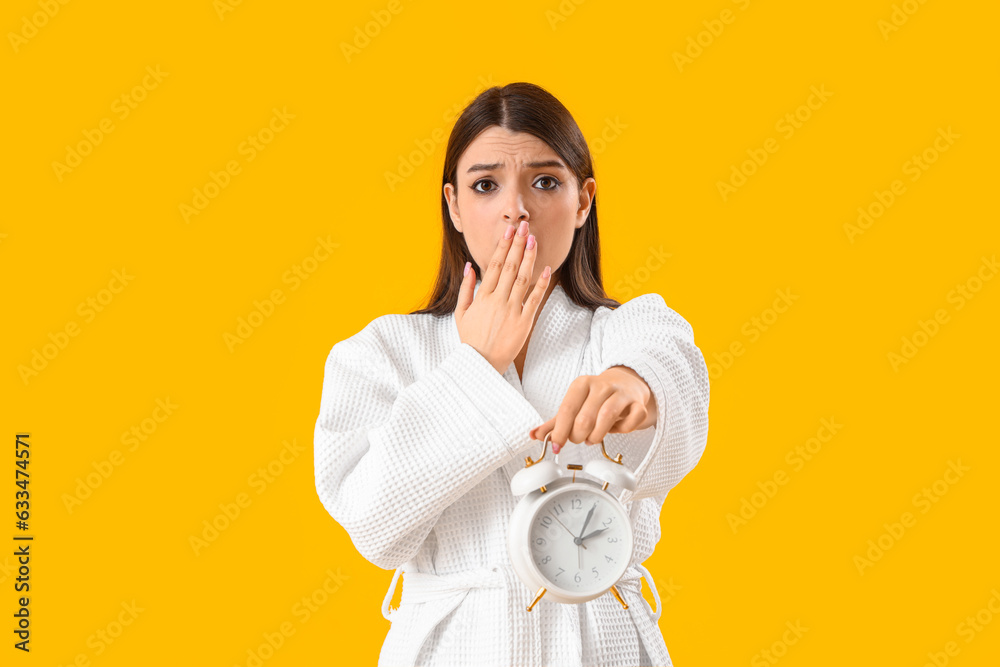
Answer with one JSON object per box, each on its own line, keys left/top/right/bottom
{"left": 454, "top": 220, "right": 552, "bottom": 375}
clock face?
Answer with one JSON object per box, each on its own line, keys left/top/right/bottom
{"left": 528, "top": 486, "right": 631, "bottom": 593}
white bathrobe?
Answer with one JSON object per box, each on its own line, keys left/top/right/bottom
{"left": 314, "top": 279, "right": 710, "bottom": 667}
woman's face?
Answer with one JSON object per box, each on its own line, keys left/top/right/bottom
{"left": 444, "top": 126, "right": 595, "bottom": 288}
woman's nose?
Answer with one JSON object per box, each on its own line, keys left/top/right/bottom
{"left": 501, "top": 185, "right": 530, "bottom": 223}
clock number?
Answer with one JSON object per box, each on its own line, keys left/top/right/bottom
{"left": 540, "top": 556, "right": 551, "bottom": 564}
{"left": 607, "top": 537, "right": 618, "bottom": 543}
{"left": 574, "top": 572, "right": 581, "bottom": 583}
{"left": 602, "top": 517, "right": 613, "bottom": 528}
{"left": 535, "top": 537, "right": 547, "bottom": 546}
{"left": 605, "top": 555, "right": 614, "bottom": 563}
{"left": 541, "top": 515, "right": 552, "bottom": 526}
{"left": 592, "top": 567, "right": 599, "bottom": 578}
{"left": 555, "top": 567, "right": 564, "bottom": 578}
{"left": 571, "top": 498, "right": 581, "bottom": 509}
{"left": 553, "top": 503, "right": 565, "bottom": 516}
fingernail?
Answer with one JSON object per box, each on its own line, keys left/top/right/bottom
{"left": 517, "top": 220, "right": 529, "bottom": 236}
{"left": 464, "top": 261, "right": 471, "bottom": 277}
{"left": 526, "top": 234, "right": 535, "bottom": 250}
{"left": 542, "top": 266, "right": 551, "bottom": 278}
{"left": 504, "top": 225, "right": 515, "bottom": 240}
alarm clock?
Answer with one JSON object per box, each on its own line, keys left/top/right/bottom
{"left": 507, "top": 433, "right": 637, "bottom": 612}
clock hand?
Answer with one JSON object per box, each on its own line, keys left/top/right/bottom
{"left": 551, "top": 513, "right": 587, "bottom": 549}
{"left": 577, "top": 502, "right": 597, "bottom": 540}
{"left": 580, "top": 527, "right": 608, "bottom": 542}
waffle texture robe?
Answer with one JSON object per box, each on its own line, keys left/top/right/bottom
{"left": 314, "top": 280, "right": 710, "bottom": 666}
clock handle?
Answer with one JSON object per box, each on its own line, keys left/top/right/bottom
{"left": 599, "top": 441, "right": 625, "bottom": 466}
{"left": 528, "top": 436, "right": 625, "bottom": 467}
{"left": 525, "top": 432, "right": 555, "bottom": 466}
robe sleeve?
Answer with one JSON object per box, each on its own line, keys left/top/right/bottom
{"left": 592, "top": 293, "right": 710, "bottom": 504}
{"left": 313, "top": 319, "right": 545, "bottom": 570}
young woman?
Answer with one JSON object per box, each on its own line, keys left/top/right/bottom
{"left": 314, "top": 82, "right": 710, "bottom": 666}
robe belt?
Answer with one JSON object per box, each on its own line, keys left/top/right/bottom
{"left": 382, "top": 561, "right": 661, "bottom": 621}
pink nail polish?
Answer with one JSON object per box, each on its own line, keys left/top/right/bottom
{"left": 526, "top": 234, "right": 535, "bottom": 250}
{"left": 504, "top": 225, "right": 515, "bottom": 240}
{"left": 464, "top": 261, "right": 471, "bottom": 276}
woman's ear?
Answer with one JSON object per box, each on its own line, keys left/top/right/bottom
{"left": 575, "top": 177, "right": 596, "bottom": 228}
{"left": 443, "top": 182, "right": 463, "bottom": 233}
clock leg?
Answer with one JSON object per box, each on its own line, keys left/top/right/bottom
{"left": 609, "top": 585, "right": 629, "bottom": 610}
{"left": 527, "top": 587, "right": 547, "bottom": 611}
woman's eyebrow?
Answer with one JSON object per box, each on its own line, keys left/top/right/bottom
{"left": 466, "top": 159, "right": 567, "bottom": 173}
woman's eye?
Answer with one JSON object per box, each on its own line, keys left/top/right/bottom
{"left": 471, "top": 179, "right": 496, "bottom": 194}
{"left": 535, "top": 177, "right": 560, "bottom": 190}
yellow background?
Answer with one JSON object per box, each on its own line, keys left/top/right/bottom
{"left": 3, "top": 0, "right": 998, "bottom": 665}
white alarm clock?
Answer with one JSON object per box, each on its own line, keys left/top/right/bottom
{"left": 507, "top": 433, "right": 637, "bottom": 612}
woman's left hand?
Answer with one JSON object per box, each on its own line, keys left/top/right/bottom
{"left": 529, "top": 366, "right": 657, "bottom": 454}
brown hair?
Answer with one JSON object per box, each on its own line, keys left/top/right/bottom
{"left": 410, "top": 81, "right": 620, "bottom": 316}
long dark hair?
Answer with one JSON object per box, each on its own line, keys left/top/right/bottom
{"left": 410, "top": 81, "right": 620, "bottom": 316}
